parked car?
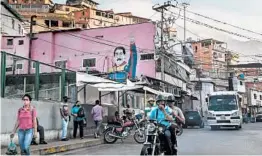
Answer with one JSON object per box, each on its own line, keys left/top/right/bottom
{"left": 183, "top": 111, "right": 204, "bottom": 128}
{"left": 256, "top": 112, "right": 262, "bottom": 122}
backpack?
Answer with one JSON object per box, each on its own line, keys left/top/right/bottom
{"left": 77, "top": 107, "right": 85, "bottom": 118}
{"left": 6, "top": 139, "right": 17, "bottom": 155}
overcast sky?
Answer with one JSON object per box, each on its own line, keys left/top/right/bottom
{"left": 53, "top": 0, "right": 262, "bottom": 62}
{"left": 54, "top": 0, "right": 262, "bottom": 41}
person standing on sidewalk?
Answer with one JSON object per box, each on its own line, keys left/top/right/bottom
{"left": 91, "top": 100, "right": 103, "bottom": 138}
{"left": 11, "top": 94, "right": 37, "bottom": 155}
{"left": 60, "top": 96, "right": 70, "bottom": 141}
{"left": 71, "top": 101, "right": 85, "bottom": 139}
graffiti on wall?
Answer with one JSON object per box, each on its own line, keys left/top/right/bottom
{"left": 108, "top": 38, "right": 138, "bottom": 83}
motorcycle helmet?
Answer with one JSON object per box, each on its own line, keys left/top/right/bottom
{"left": 166, "top": 95, "right": 175, "bottom": 102}
{"left": 156, "top": 94, "right": 166, "bottom": 102}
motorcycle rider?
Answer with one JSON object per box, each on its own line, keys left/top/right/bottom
{"left": 166, "top": 96, "right": 185, "bottom": 124}
{"left": 145, "top": 97, "right": 156, "bottom": 118}
{"left": 166, "top": 95, "right": 185, "bottom": 148}
{"left": 149, "top": 95, "right": 176, "bottom": 155}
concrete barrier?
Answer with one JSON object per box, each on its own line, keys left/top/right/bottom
{"left": 0, "top": 98, "right": 116, "bottom": 146}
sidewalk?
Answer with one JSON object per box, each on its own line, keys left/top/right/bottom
{"left": 1, "top": 137, "right": 102, "bottom": 155}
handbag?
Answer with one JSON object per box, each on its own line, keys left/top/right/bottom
{"left": 6, "top": 138, "right": 17, "bottom": 155}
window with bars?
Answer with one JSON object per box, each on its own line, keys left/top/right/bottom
{"left": 16, "top": 64, "right": 23, "bottom": 69}
{"left": 83, "top": 58, "right": 96, "bottom": 67}
{"left": 6, "top": 66, "right": 12, "bottom": 72}
{"left": 140, "top": 53, "right": 154, "bottom": 60}
{"left": 55, "top": 60, "right": 67, "bottom": 68}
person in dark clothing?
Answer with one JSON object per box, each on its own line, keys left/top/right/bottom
{"left": 113, "top": 111, "right": 123, "bottom": 126}
{"left": 31, "top": 118, "right": 47, "bottom": 145}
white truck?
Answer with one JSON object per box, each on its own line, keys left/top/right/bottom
{"left": 206, "top": 91, "right": 243, "bottom": 130}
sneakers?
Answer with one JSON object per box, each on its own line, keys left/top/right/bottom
{"left": 61, "top": 138, "right": 69, "bottom": 141}
{"left": 31, "top": 141, "right": 38, "bottom": 145}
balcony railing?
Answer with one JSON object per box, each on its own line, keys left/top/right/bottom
{"left": 9, "top": 4, "right": 50, "bottom": 13}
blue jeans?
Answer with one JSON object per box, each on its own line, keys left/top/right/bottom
{"left": 18, "top": 128, "right": 33, "bottom": 155}
{"left": 62, "top": 117, "right": 69, "bottom": 139}
{"left": 94, "top": 120, "right": 102, "bottom": 135}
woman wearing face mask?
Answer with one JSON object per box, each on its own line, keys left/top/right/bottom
{"left": 11, "top": 94, "right": 37, "bottom": 155}
{"left": 71, "top": 101, "right": 85, "bottom": 139}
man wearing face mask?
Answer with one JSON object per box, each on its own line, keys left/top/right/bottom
{"left": 71, "top": 101, "right": 85, "bottom": 139}
{"left": 149, "top": 95, "right": 175, "bottom": 155}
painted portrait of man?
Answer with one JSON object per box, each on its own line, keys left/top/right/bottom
{"left": 108, "top": 39, "right": 138, "bottom": 83}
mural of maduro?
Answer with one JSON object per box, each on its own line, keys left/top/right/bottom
{"left": 108, "top": 38, "right": 138, "bottom": 83}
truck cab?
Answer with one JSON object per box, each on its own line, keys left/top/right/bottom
{"left": 206, "top": 91, "right": 243, "bottom": 130}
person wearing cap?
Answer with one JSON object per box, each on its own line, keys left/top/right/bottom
{"left": 166, "top": 95, "right": 185, "bottom": 124}
{"left": 144, "top": 97, "right": 156, "bottom": 118}
{"left": 149, "top": 94, "right": 175, "bottom": 155}
{"left": 60, "top": 96, "right": 70, "bottom": 141}
{"left": 166, "top": 95, "right": 184, "bottom": 151}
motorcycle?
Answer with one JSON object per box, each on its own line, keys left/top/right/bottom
{"left": 103, "top": 116, "right": 146, "bottom": 144}
{"left": 140, "top": 119, "right": 178, "bottom": 156}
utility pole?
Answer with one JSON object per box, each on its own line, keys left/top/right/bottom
{"left": 197, "top": 68, "right": 203, "bottom": 116}
{"left": 28, "top": 15, "right": 37, "bottom": 74}
{"left": 153, "top": 1, "right": 177, "bottom": 81}
{"left": 182, "top": 2, "right": 189, "bottom": 42}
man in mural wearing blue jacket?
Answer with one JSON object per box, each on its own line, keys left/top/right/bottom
{"left": 108, "top": 38, "right": 138, "bottom": 83}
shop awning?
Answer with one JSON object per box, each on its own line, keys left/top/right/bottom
{"left": 76, "top": 72, "right": 116, "bottom": 86}
{"left": 76, "top": 72, "right": 143, "bottom": 91}
{"left": 76, "top": 72, "right": 174, "bottom": 96}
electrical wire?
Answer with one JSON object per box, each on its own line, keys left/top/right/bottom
{"left": 175, "top": 6, "right": 262, "bottom": 36}
{"left": 167, "top": 11, "right": 262, "bottom": 42}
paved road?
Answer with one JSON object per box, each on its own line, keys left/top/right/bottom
{"left": 60, "top": 123, "right": 262, "bottom": 155}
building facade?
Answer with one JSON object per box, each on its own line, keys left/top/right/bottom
{"left": 192, "top": 39, "right": 228, "bottom": 79}
{"left": 1, "top": 22, "right": 191, "bottom": 108}
{"left": 7, "top": 0, "right": 151, "bottom": 33}
{"left": 1, "top": 1, "right": 25, "bottom": 36}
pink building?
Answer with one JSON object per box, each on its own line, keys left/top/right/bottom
{"left": 2, "top": 23, "right": 157, "bottom": 79}
{"left": 1, "top": 36, "right": 30, "bottom": 74}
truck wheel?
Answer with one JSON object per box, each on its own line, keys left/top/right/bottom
{"left": 235, "top": 126, "right": 240, "bottom": 130}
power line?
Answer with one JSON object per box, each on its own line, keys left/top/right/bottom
{"left": 174, "top": 23, "right": 262, "bottom": 60}
{"left": 35, "top": 22, "right": 155, "bottom": 53}
{"left": 175, "top": 7, "right": 262, "bottom": 36}
{"left": 168, "top": 11, "right": 262, "bottom": 42}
